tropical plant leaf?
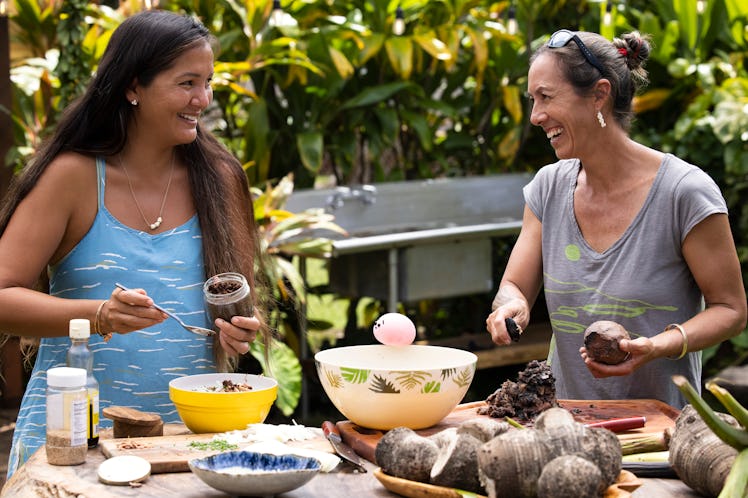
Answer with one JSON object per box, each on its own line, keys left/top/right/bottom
{"left": 384, "top": 36, "right": 413, "bottom": 79}
{"left": 412, "top": 32, "right": 452, "bottom": 62}
{"left": 395, "top": 370, "right": 430, "bottom": 390}
{"left": 340, "top": 367, "right": 370, "bottom": 384}
{"left": 440, "top": 368, "right": 457, "bottom": 380}
{"left": 453, "top": 367, "right": 474, "bottom": 388}
{"left": 328, "top": 46, "right": 355, "bottom": 79}
{"left": 422, "top": 381, "right": 441, "bottom": 393}
{"left": 297, "top": 131, "right": 324, "bottom": 173}
{"left": 250, "top": 338, "right": 302, "bottom": 416}
{"left": 358, "top": 33, "right": 386, "bottom": 65}
{"left": 339, "top": 81, "right": 414, "bottom": 110}
{"left": 400, "top": 109, "right": 433, "bottom": 151}
{"left": 323, "top": 368, "right": 343, "bottom": 389}
{"left": 369, "top": 374, "right": 400, "bottom": 393}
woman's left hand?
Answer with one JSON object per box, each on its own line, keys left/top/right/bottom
{"left": 579, "top": 337, "right": 655, "bottom": 378}
{"left": 215, "top": 316, "right": 261, "bottom": 356}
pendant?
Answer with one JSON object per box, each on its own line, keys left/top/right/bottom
{"left": 149, "top": 217, "right": 163, "bottom": 230}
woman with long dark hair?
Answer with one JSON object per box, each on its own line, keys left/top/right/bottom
{"left": 0, "top": 10, "right": 268, "bottom": 476}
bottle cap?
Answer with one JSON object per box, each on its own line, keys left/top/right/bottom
{"left": 69, "top": 319, "right": 91, "bottom": 339}
{"left": 47, "top": 367, "right": 87, "bottom": 388}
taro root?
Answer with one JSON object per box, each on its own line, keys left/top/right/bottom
{"left": 478, "top": 428, "right": 551, "bottom": 498}
{"left": 430, "top": 432, "right": 484, "bottom": 494}
{"left": 536, "top": 408, "right": 622, "bottom": 486}
{"left": 581, "top": 426, "right": 623, "bottom": 486}
{"left": 668, "top": 404, "right": 739, "bottom": 497}
{"left": 456, "top": 417, "right": 512, "bottom": 443}
{"left": 534, "top": 407, "right": 621, "bottom": 484}
{"left": 429, "top": 427, "right": 458, "bottom": 449}
{"left": 536, "top": 455, "right": 605, "bottom": 498}
{"left": 583, "top": 320, "right": 631, "bottom": 365}
{"left": 379, "top": 407, "right": 621, "bottom": 497}
{"left": 533, "top": 405, "right": 576, "bottom": 431}
{"left": 477, "top": 407, "right": 622, "bottom": 498}
{"left": 375, "top": 427, "right": 439, "bottom": 483}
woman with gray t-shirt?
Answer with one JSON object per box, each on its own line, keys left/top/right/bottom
{"left": 485, "top": 29, "right": 746, "bottom": 408}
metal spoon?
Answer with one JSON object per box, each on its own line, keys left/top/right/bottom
{"left": 114, "top": 283, "right": 216, "bottom": 337}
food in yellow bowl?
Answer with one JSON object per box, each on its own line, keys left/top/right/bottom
{"left": 169, "top": 373, "right": 278, "bottom": 433}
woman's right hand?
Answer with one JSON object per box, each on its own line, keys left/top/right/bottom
{"left": 101, "top": 286, "right": 167, "bottom": 335}
{"left": 486, "top": 283, "right": 531, "bottom": 345}
{"left": 486, "top": 301, "right": 529, "bottom": 346}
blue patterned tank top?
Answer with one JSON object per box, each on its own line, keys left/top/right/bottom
{"left": 7, "top": 157, "right": 216, "bottom": 477}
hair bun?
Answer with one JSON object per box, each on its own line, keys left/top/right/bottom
{"left": 618, "top": 31, "right": 650, "bottom": 71}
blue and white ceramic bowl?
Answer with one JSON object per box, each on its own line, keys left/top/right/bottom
{"left": 189, "top": 451, "right": 321, "bottom": 496}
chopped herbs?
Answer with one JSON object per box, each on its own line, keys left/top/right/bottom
{"left": 188, "top": 439, "right": 238, "bottom": 451}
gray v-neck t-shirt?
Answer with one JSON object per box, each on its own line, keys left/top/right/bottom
{"left": 524, "top": 153, "right": 727, "bottom": 408}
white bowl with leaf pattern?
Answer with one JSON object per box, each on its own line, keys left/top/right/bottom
{"left": 314, "top": 344, "right": 477, "bottom": 430}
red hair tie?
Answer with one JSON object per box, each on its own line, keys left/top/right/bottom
{"left": 618, "top": 47, "right": 628, "bottom": 57}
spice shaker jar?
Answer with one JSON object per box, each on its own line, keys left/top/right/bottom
{"left": 46, "top": 367, "right": 88, "bottom": 466}
{"left": 203, "top": 272, "right": 253, "bottom": 323}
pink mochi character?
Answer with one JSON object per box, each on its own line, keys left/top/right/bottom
{"left": 373, "top": 313, "right": 416, "bottom": 346}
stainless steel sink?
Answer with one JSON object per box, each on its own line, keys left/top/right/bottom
{"left": 285, "top": 173, "right": 532, "bottom": 310}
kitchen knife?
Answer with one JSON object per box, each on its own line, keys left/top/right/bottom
{"left": 322, "top": 421, "right": 368, "bottom": 473}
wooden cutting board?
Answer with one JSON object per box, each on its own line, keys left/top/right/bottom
{"left": 100, "top": 433, "right": 222, "bottom": 474}
{"left": 99, "top": 431, "right": 334, "bottom": 474}
{"left": 337, "top": 399, "right": 680, "bottom": 464}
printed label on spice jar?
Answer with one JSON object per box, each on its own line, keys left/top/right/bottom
{"left": 70, "top": 396, "right": 88, "bottom": 447}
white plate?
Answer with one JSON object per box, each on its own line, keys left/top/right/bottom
{"left": 98, "top": 455, "right": 151, "bottom": 485}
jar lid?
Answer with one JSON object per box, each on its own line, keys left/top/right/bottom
{"left": 47, "top": 367, "right": 87, "bottom": 388}
{"left": 69, "top": 319, "right": 91, "bottom": 339}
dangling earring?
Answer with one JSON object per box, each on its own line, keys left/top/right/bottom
{"left": 597, "top": 111, "right": 606, "bottom": 128}
{"left": 130, "top": 99, "right": 138, "bottom": 106}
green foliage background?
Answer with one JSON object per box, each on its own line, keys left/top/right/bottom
{"left": 4, "top": 0, "right": 747, "bottom": 416}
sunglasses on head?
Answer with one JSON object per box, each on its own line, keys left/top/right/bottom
{"left": 548, "top": 29, "right": 606, "bottom": 75}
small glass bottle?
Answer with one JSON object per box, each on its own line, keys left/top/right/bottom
{"left": 66, "top": 318, "right": 100, "bottom": 448}
{"left": 203, "top": 272, "right": 254, "bottom": 323}
{"left": 46, "top": 367, "right": 88, "bottom": 466}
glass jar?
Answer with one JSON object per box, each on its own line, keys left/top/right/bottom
{"left": 203, "top": 272, "right": 254, "bottom": 323}
{"left": 67, "top": 318, "right": 100, "bottom": 448}
{"left": 46, "top": 367, "right": 88, "bottom": 466}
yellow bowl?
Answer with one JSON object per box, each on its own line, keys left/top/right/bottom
{"left": 169, "top": 373, "right": 278, "bottom": 433}
{"left": 315, "top": 345, "right": 477, "bottom": 430}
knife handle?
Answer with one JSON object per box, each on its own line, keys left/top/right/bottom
{"left": 586, "top": 416, "right": 646, "bottom": 432}
{"left": 322, "top": 420, "right": 341, "bottom": 438}
{"left": 505, "top": 317, "right": 522, "bottom": 342}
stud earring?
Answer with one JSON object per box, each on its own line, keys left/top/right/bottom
{"left": 597, "top": 111, "right": 606, "bottom": 128}
{"left": 130, "top": 99, "right": 138, "bottom": 106}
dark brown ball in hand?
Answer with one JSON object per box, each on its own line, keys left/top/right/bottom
{"left": 583, "top": 321, "right": 631, "bottom": 365}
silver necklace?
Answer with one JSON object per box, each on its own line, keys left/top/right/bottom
{"left": 119, "top": 153, "right": 175, "bottom": 231}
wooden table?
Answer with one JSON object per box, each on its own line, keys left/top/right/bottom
{"left": 1, "top": 443, "right": 702, "bottom": 498}
{"left": 2, "top": 401, "right": 702, "bottom": 498}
